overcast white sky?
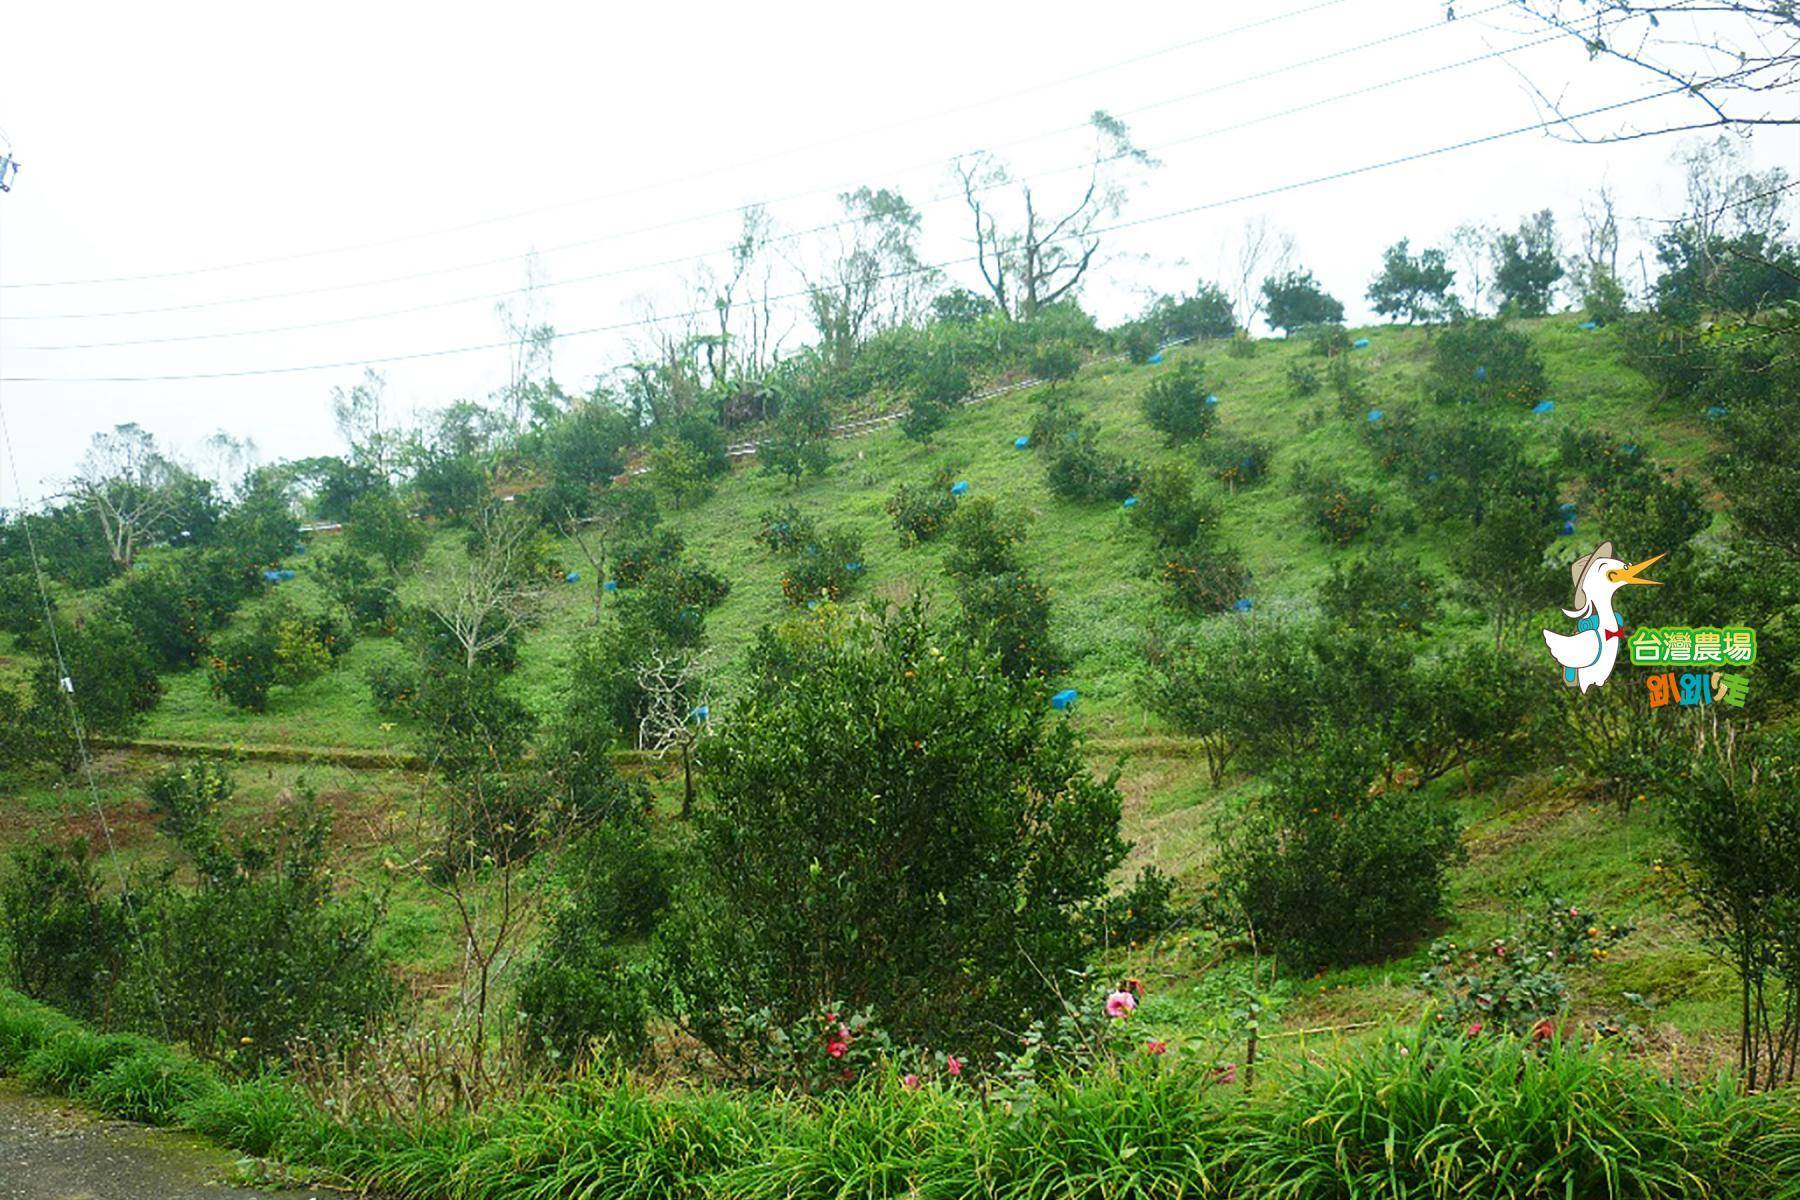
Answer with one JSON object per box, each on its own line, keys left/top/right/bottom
{"left": 1, "top": 1, "right": 1794, "bottom": 505}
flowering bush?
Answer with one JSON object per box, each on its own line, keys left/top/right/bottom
{"left": 706, "top": 1005, "right": 895, "bottom": 1091}
{"left": 1421, "top": 891, "right": 1632, "bottom": 1039}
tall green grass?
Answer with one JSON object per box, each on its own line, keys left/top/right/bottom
{"left": 2, "top": 987, "right": 1794, "bottom": 1199}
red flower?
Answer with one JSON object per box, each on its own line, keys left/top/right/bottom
{"left": 1144, "top": 1039, "right": 1168, "bottom": 1055}
{"left": 945, "top": 1055, "right": 963, "bottom": 1077}
{"left": 902, "top": 1073, "right": 921, "bottom": 1091}
{"left": 827, "top": 1038, "right": 849, "bottom": 1058}
{"left": 1531, "top": 1018, "right": 1555, "bottom": 1041}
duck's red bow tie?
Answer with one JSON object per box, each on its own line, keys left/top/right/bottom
{"left": 1604, "top": 626, "right": 1626, "bottom": 641}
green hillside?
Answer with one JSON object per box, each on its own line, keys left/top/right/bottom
{"left": 1, "top": 314, "right": 1757, "bottom": 1065}
{"left": 130, "top": 315, "right": 1713, "bottom": 749}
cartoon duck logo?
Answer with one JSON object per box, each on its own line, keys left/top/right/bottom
{"left": 1542, "top": 541, "right": 1664, "bottom": 692}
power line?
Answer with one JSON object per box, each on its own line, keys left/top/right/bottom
{"left": 1, "top": 81, "right": 1698, "bottom": 386}
{"left": 0, "top": 0, "right": 1516, "bottom": 325}
{"left": 0, "top": 0, "right": 1354, "bottom": 293}
{"left": 13, "top": 23, "right": 1583, "bottom": 355}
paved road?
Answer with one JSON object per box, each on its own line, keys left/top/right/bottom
{"left": 0, "top": 1081, "right": 322, "bottom": 1200}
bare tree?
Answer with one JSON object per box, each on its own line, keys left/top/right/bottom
{"left": 955, "top": 111, "right": 1156, "bottom": 321}
{"left": 1484, "top": 1, "right": 1798, "bottom": 139}
{"left": 1224, "top": 217, "right": 1296, "bottom": 334}
{"left": 802, "top": 187, "right": 936, "bottom": 367}
{"left": 420, "top": 504, "right": 548, "bottom": 671}
{"left": 494, "top": 253, "right": 556, "bottom": 434}
{"left": 67, "top": 423, "right": 180, "bottom": 571}
{"left": 331, "top": 368, "right": 395, "bottom": 479}
{"left": 636, "top": 647, "right": 710, "bottom": 820}
{"left": 1448, "top": 223, "right": 1495, "bottom": 316}
{"left": 198, "top": 431, "right": 260, "bottom": 496}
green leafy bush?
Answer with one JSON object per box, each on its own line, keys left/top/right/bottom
{"left": 667, "top": 601, "right": 1125, "bottom": 1058}
{"left": 752, "top": 505, "right": 817, "bottom": 554}
{"left": 776, "top": 526, "right": 864, "bottom": 607}
{"left": 313, "top": 545, "right": 398, "bottom": 633}
{"left": 0, "top": 840, "right": 129, "bottom": 1021}
{"left": 1428, "top": 318, "right": 1548, "bottom": 407}
{"left": 1043, "top": 421, "right": 1137, "bottom": 503}
{"left": 117, "top": 785, "right": 398, "bottom": 1068}
{"left": 1216, "top": 762, "right": 1464, "bottom": 970}
{"left": 1200, "top": 434, "right": 1273, "bottom": 491}
{"left": 1140, "top": 361, "right": 1217, "bottom": 444}
{"left": 1289, "top": 465, "right": 1381, "bottom": 545}
{"left": 207, "top": 601, "right": 350, "bottom": 711}
{"left": 885, "top": 472, "right": 959, "bottom": 545}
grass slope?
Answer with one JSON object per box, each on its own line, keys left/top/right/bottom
{"left": 0, "top": 316, "right": 1746, "bottom": 1065}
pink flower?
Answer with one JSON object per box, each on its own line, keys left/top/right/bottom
{"left": 1105, "top": 990, "right": 1138, "bottom": 1019}
{"left": 827, "top": 1038, "right": 849, "bottom": 1059}
{"left": 945, "top": 1055, "right": 963, "bottom": 1077}
{"left": 1213, "top": 1063, "right": 1236, "bottom": 1085}
{"left": 1143, "top": 1039, "right": 1168, "bottom": 1055}
{"left": 1466, "top": 1022, "right": 1484, "bottom": 1038}
{"left": 902, "top": 1073, "right": 921, "bottom": 1091}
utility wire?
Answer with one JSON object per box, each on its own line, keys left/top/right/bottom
{"left": 1, "top": 80, "right": 1702, "bottom": 386}
{"left": 13, "top": 22, "right": 1586, "bottom": 354}
{"left": 0, "top": 0, "right": 1355, "bottom": 292}
{"left": 1, "top": 1, "right": 1514, "bottom": 323}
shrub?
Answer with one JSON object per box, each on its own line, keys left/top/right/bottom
{"left": 1145, "top": 620, "right": 1320, "bottom": 786}
{"left": 118, "top": 787, "right": 399, "bottom": 1068}
{"left": 1140, "top": 361, "right": 1218, "bottom": 444}
{"left": 314, "top": 545, "right": 398, "bottom": 633}
{"left": 1659, "top": 730, "right": 1800, "bottom": 1091}
{"left": 0, "top": 840, "right": 130, "bottom": 1021}
{"left": 1028, "top": 391, "right": 1083, "bottom": 453}
{"left": 106, "top": 558, "right": 237, "bottom": 670}
{"left": 953, "top": 569, "right": 1063, "bottom": 681}
{"left": 346, "top": 490, "right": 428, "bottom": 575}
{"left": 23, "top": 614, "right": 161, "bottom": 770}
{"left": 145, "top": 757, "right": 234, "bottom": 848}
{"left": 943, "top": 497, "right": 1028, "bottom": 579}
{"left": 1128, "top": 464, "right": 1218, "bottom": 551}
{"left": 1216, "top": 759, "right": 1464, "bottom": 970}
{"left": 612, "top": 528, "right": 687, "bottom": 588}
{"left": 1156, "top": 544, "right": 1250, "bottom": 614}
{"left": 1285, "top": 361, "right": 1320, "bottom": 397}
{"left": 1420, "top": 889, "right": 1632, "bottom": 1039}
{"left": 776, "top": 527, "right": 864, "bottom": 607}
{"left": 515, "top": 948, "right": 653, "bottom": 1067}
{"left": 900, "top": 351, "right": 969, "bottom": 442}
{"left": 1316, "top": 552, "right": 1436, "bottom": 634}
{"left": 753, "top": 505, "right": 817, "bottom": 554}
{"left": 207, "top": 601, "right": 349, "bottom": 711}
{"left": 1428, "top": 318, "right": 1548, "bottom": 407}
{"left": 1043, "top": 422, "right": 1137, "bottom": 503}
{"left": 668, "top": 601, "right": 1126, "bottom": 1058}
{"left": 1289, "top": 465, "right": 1380, "bottom": 545}
{"left": 1136, "top": 282, "right": 1237, "bottom": 343}
{"left": 885, "top": 473, "right": 959, "bottom": 546}
{"left": 1200, "top": 435, "right": 1273, "bottom": 491}
{"left": 1097, "top": 865, "right": 1184, "bottom": 948}
{"left": 1029, "top": 341, "right": 1081, "bottom": 385}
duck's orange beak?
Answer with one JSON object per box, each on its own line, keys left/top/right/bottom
{"left": 1607, "top": 553, "right": 1665, "bottom": 587}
